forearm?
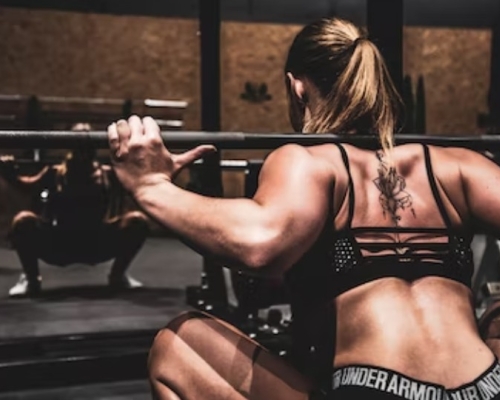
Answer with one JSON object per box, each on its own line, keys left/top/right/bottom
{"left": 134, "top": 180, "right": 273, "bottom": 268}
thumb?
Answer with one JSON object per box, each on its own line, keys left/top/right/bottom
{"left": 173, "top": 145, "right": 217, "bottom": 170}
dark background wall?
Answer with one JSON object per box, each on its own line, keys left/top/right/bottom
{"left": 0, "top": 0, "right": 499, "bottom": 27}
{"left": 0, "top": 5, "right": 492, "bottom": 137}
{"left": 0, "top": 3, "right": 496, "bottom": 234}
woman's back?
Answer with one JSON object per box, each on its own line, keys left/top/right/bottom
{"left": 313, "top": 143, "right": 497, "bottom": 387}
{"left": 331, "top": 143, "right": 467, "bottom": 233}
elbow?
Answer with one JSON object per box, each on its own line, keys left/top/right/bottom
{"left": 242, "top": 249, "right": 272, "bottom": 270}
{"left": 238, "top": 227, "right": 281, "bottom": 270}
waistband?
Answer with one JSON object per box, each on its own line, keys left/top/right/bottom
{"left": 332, "top": 359, "right": 500, "bottom": 400}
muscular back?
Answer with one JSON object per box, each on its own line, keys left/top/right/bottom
{"left": 325, "top": 144, "right": 468, "bottom": 234}
{"left": 292, "top": 143, "right": 498, "bottom": 387}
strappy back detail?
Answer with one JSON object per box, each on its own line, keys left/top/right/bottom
{"left": 335, "top": 144, "right": 355, "bottom": 227}
{"left": 287, "top": 144, "right": 474, "bottom": 299}
{"left": 423, "top": 144, "right": 453, "bottom": 229}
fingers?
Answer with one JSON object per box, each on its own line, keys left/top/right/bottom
{"left": 109, "top": 118, "right": 132, "bottom": 160}
{"left": 116, "top": 119, "right": 132, "bottom": 159}
{"left": 173, "top": 145, "right": 217, "bottom": 170}
{"left": 143, "top": 116, "right": 160, "bottom": 136}
{"left": 108, "top": 122, "right": 120, "bottom": 158}
{"left": 113, "top": 116, "right": 140, "bottom": 156}
{"left": 109, "top": 116, "right": 161, "bottom": 159}
{"left": 111, "top": 113, "right": 213, "bottom": 156}
{"left": 143, "top": 116, "right": 162, "bottom": 144}
{"left": 128, "top": 115, "right": 144, "bottom": 141}
{"left": 192, "top": 145, "right": 217, "bottom": 159}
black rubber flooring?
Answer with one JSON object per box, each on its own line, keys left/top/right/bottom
{"left": 0, "top": 379, "right": 151, "bottom": 400}
{"left": 0, "top": 237, "right": 203, "bottom": 399}
{"left": 0, "top": 237, "right": 203, "bottom": 339}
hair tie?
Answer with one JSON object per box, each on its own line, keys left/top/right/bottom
{"left": 353, "top": 37, "right": 366, "bottom": 47}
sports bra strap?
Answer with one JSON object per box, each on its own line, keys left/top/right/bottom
{"left": 422, "top": 144, "right": 453, "bottom": 228}
{"left": 335, "top": 144, "right": 355, "bottom": 226}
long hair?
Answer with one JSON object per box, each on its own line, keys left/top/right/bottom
{"left": 285, "top": 18, "right": 402, "bottom": 160}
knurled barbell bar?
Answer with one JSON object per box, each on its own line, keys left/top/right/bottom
{"left": 0, "top": 131, "right": 499, "bottom": 150}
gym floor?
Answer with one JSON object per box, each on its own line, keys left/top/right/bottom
{"left": 0, "top": 237, "right": 203, "bottom": 399}
{"left": 0, "top": 380, "right": 152, "bottom": 400}
{"left": 0, "top": 235, "right": 491, "bottom": 398}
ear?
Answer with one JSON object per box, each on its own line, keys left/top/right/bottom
{"left": 286, "top": 72, "right": 307, "bottom": 103}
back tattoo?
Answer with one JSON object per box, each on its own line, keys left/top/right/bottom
{"left": 373, "top": 151, "right": 416, "bottom": 226}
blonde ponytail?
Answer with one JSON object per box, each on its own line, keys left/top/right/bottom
{"left": 285, "top": 18, "right": 402, "bottom": 168}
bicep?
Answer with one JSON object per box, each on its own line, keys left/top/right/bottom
{"left": 461, "top": 149, "right": 500, "bottom": 235}
{"left": 252, "top": 145, "right": 333, "bottom": 269}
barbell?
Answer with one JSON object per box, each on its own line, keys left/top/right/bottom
{"left": 0, "top": 130, "right": 500, "bottom": 150}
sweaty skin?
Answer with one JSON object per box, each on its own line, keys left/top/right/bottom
{"left": 109, "top": 116, "right": 500, "bottom": 389}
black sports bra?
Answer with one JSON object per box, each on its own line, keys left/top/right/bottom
{"left": 286, "top": 144, "right": 474, "bottom": 300}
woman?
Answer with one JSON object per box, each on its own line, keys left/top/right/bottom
{"left": 108, "top": 18, "right": 500, "bottom": 400}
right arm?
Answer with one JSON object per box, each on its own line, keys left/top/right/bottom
{"left": 458, "top": 148, "right": 500, "bottom": 236}
{"left": 133, "top": 145, "right": 333, "bottom": 276}
{"left": 109, "top": 116, "right": 334, "bottom": 276}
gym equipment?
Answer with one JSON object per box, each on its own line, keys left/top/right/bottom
{"left": 0, "top": 130, "right": 499, "bottom": 150}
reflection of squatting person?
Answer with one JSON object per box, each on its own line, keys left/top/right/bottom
{"left": 0, "top": 147, "right": 149, "bottom": 297}
{"left": 333, "top": 364, "right": 500, "bottom": 400}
